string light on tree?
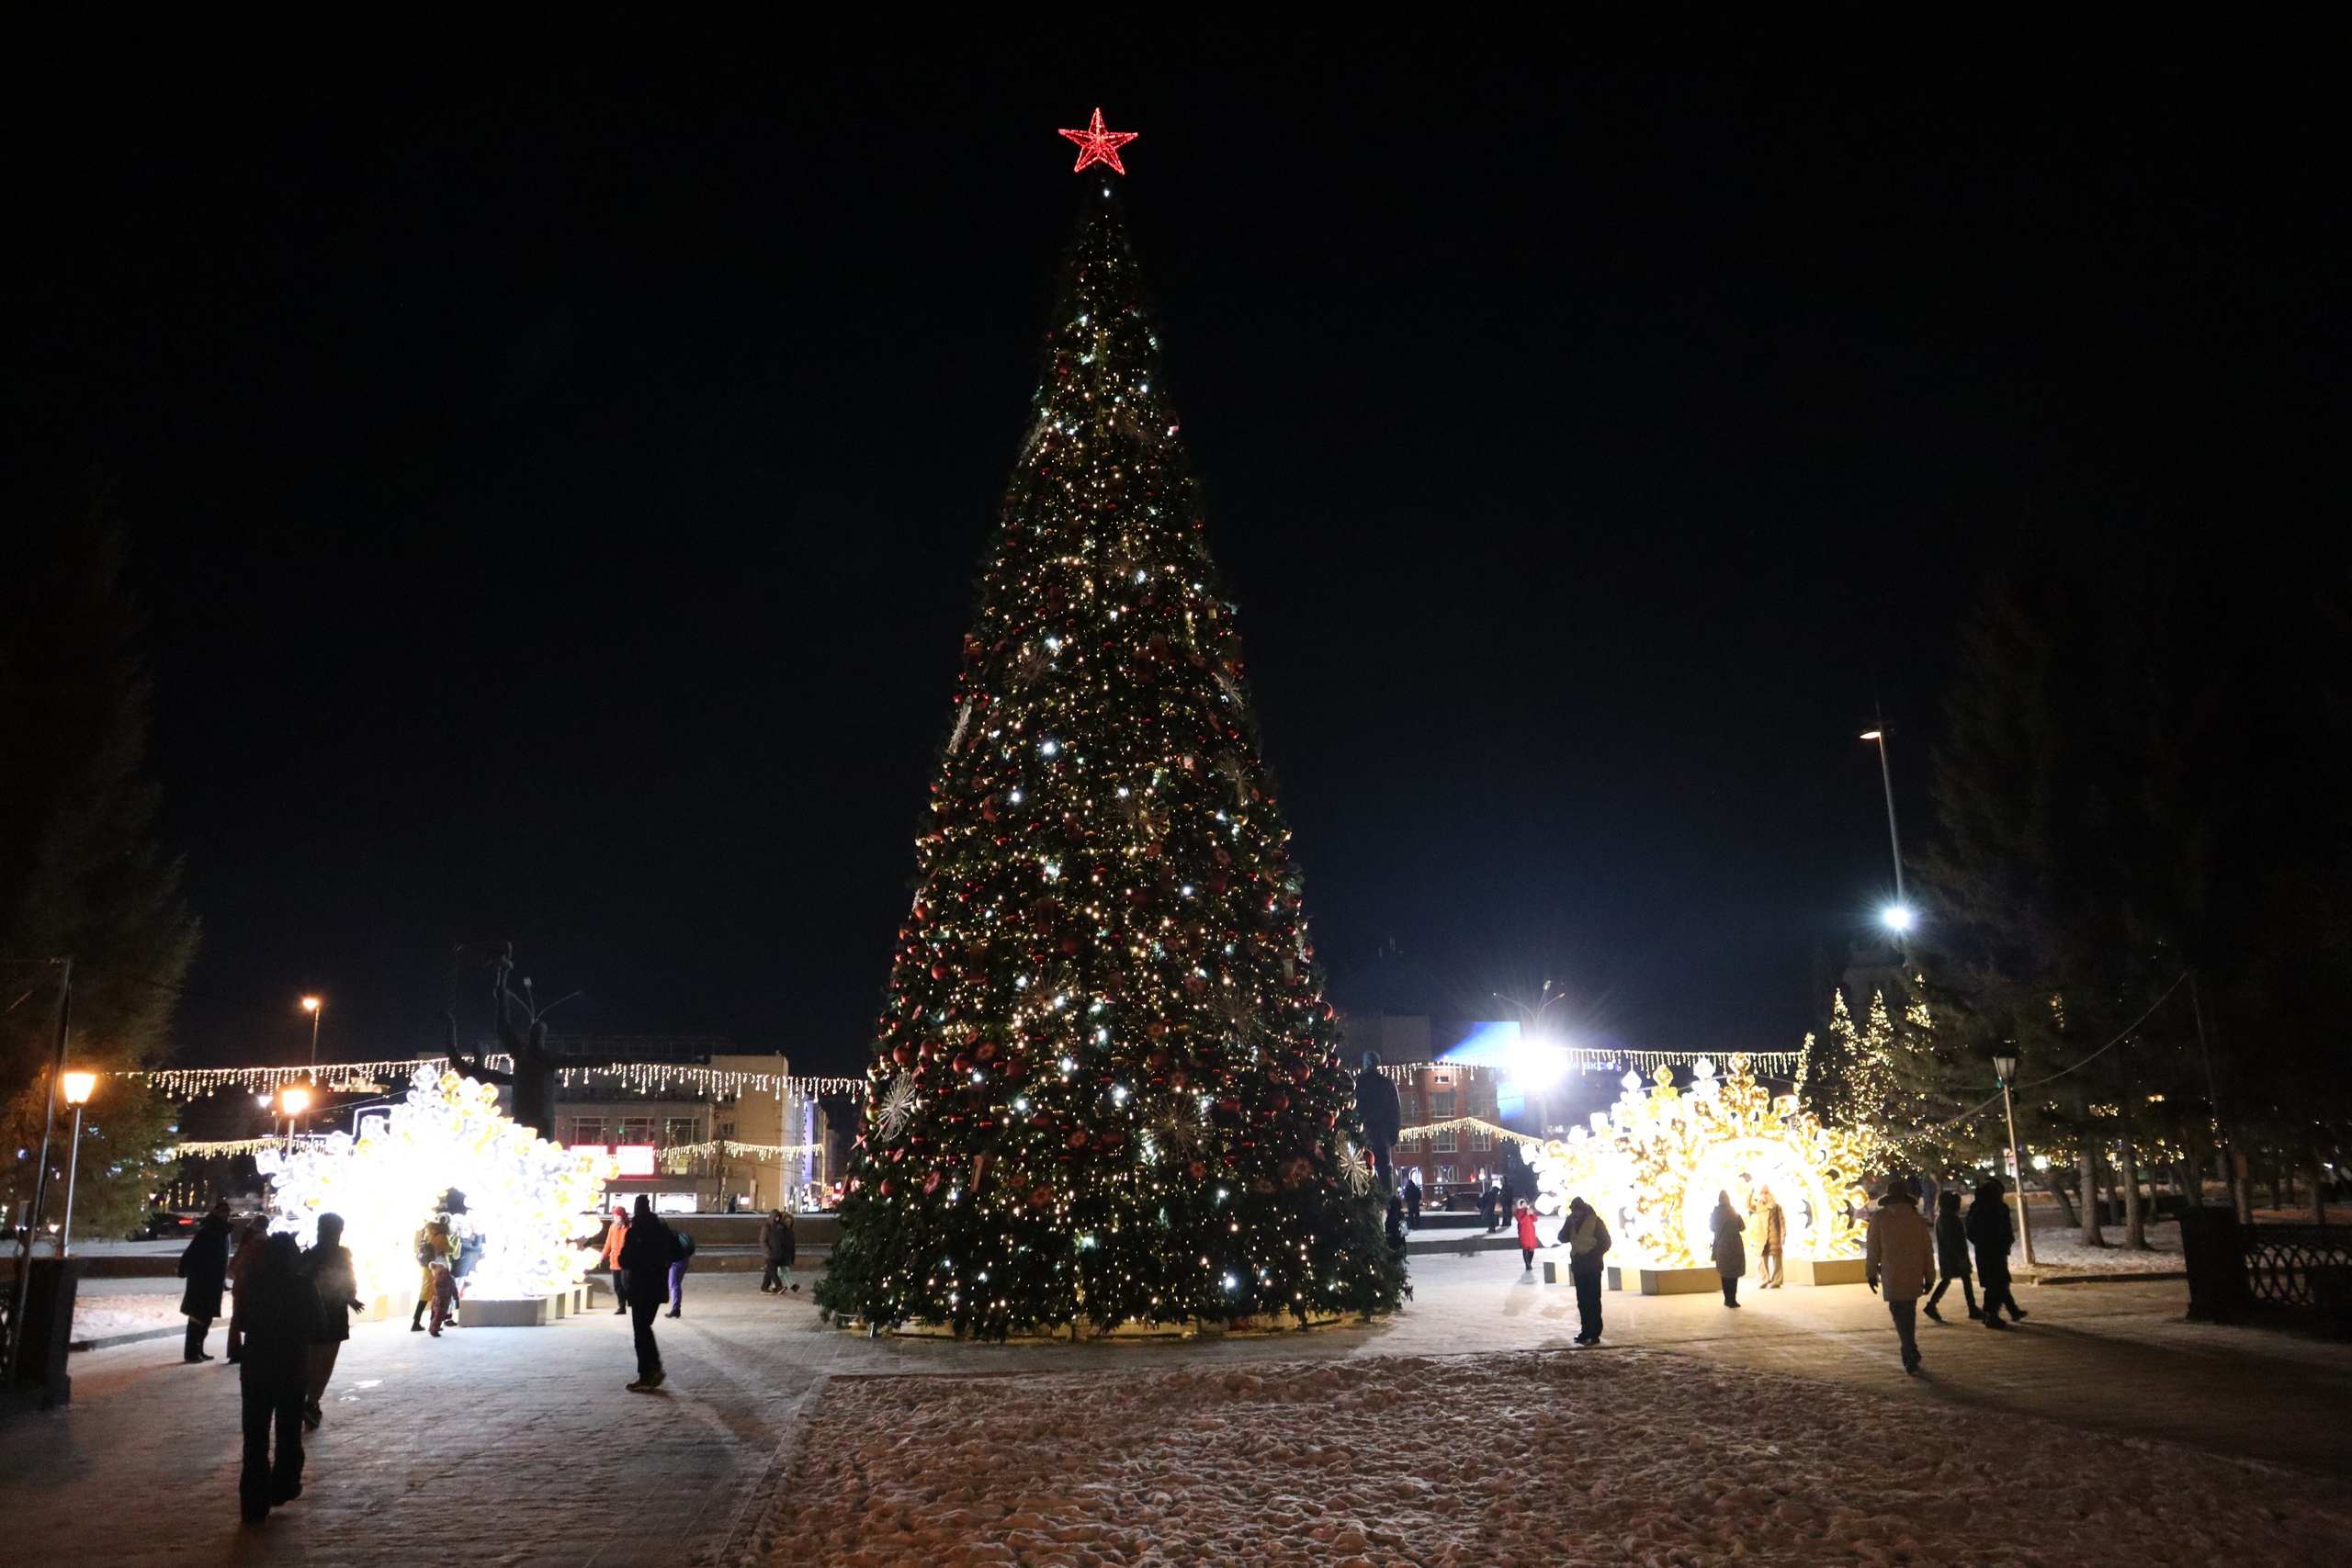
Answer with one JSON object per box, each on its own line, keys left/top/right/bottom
{"left": 816, "top": 119, "right": 1401, "bottom": 1339}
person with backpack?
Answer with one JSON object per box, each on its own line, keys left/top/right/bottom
{"left": 1557, "top": 1196, "right": 1611, "bottom": 1345}
{"left": 616, "top": 1194, "right": 684, "bottom": 1391}
{"left": 666, "top": 1224, "right": 697, "bottom": 1317}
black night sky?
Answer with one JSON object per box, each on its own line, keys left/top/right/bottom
{"left": 7, "top": 22, "right": 2344, "bottom": 1077}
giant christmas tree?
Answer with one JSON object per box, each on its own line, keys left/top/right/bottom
{"left": 818, "top": 120, "right": 1403, "bottom": 1338}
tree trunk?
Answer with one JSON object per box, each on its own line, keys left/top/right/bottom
{"left": 2078, "top": 1149, "right": 2106, "bottom": 1247}
{"left": 2120, "top": 1137, "right": 2148, "bottom": 1249}
{"left": 2231, "top": 1150, "right": 2253, "bottom": 1224}
{"left": 2044, "top": 1164, "right": 2079, "bottom": 1228}
{"left": 2313, "top": 1151, "right": 2330, "bottom": 1226}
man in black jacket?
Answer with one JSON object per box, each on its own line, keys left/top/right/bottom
{"left": 617, "top": 1195, "right": 683, "bottom": 1391}
{"left": 1964, "top": 1177, "right": 2030, "bottom": 1328}
{"left": 1353, "top": 1051, "right": 1401, "bottom": 1196}
{"left": 238, "top": 1233, "right": 327, "bottom": 1521}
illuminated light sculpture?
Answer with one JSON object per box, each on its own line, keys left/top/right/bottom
{"left": 1057, "top": 107, "right": 1138, "bottom": 175}
{"left": 1528, "top": 1055, "right": 1881, "bottom": 1269}
{"left": 257, "top": 1066, "right": 615, "bottom": 1303}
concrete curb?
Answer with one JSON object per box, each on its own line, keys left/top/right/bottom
{"left": 71, "top": 1325, "right": 184, "bottom": 1352}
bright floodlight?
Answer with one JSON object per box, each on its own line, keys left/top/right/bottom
{"left": 279, "top": 1084, "right": 312, "bottom": 1116}
{"left": 61, "top": 1071, "right": 97, "bottom": 1106}
{"left": 300, "top": 995, "right": 322, "bottom": 1012}
{"left": 1860, "top": 729, "right": 1883, "bottom": 740}
{"left": 1881, "top": 903, "right": 1915, "bottom": 932}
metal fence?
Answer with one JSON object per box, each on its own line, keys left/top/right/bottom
{"left": 2182, "top": 1210, "right": 2352, "bottom": 1336}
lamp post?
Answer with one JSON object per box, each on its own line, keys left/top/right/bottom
{"left": 278, "top": 1084, "right": 312, "bottom": 1152}
{"left": 59, "top": 1072, "right": 96, "bottom": 1255}
{"left": 1993, "top": 1049, "right": 2036, "bottom": 1268}
{"left": 1860, "top": 722, "right": 1912, "bottom": 940}
{"left": 301, "top": 995, "right": 323, "bottom": 1069}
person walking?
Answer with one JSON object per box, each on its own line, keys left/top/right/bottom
{"left": 1924, "top": 1189, "right": 1981, "bottom": 1323}
{"left": 665, "top": 1227, "right": 695, "bottom": 1317}
{"left": 617, "top": 1193, "right": 683, "bottom": 1392}
{"left": 1753, "top": 1185, "right": 1787, "bottom": 1289}
{"left": 1710, "top": 1190, "right": 1747, "bottom": 1307}
{"left": 1965, "top": 1177, "right": 2029, "bottom": 1328}
{"left": 1866, "top": 1174, "right": 1937, "bottom": 1374}
{"left": 223, "top": 1216, "right": 269, "bottom": 1364}
{"left": 1513, "top": 1199, "right": 1541, "bottom": 1274}
{"left": 760, "top": 1209, "right": 797, "bottom": 1294}
{"left": 177, "top": 1199, "right": 233, "bottom": 1363}
{"left": 299, "top": 1213, "right": 362, "bottom": 1430}
{"left": 237, "top": 1234, "right": 326, "bottom": 1522}
{"left": 1401, "top": 1170, "right": 1422, "bottom": 1230}
{"left": 1557, "top": 1196, "right": 1611, "bottom": 1345}
{"left": 601, "top": 1205, "right": 631, "bottom": 1314}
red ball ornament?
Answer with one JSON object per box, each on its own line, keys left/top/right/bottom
{"left": 1028, "top": 1186, "right": 1055, "bottom": 1208}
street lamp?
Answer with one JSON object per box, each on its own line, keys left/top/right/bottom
{"left": 59, "top": 1072, "right": 96, "bottom": 1255}
{"left": 1860, "top": 724, "right": 1913, "bottom": 940}
{"left": 300, "top": 995, "right": 323, "bottom": 1069}
{"left": 278, "top": 1084, "right": 312, "bottom": 1151}
{"left": 1992, "top": 1049, "right": 2037, "bottom": 1268}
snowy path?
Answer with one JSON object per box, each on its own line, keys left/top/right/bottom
{"left": 7, "top": 1252, "right": 2352, "bottom": 1565}
{"left": 761, "top": 1349, "right": 2351, "bottom": 1567}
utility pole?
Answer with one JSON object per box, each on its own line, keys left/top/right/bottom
{"left": 6, "top": 959, "right": 72, "bottom": 1388}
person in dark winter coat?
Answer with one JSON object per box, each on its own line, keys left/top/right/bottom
{"left": 177, "top": 1200, "right": 234, "bottom": 1362}
{"left": 224, "top": 1217, "right": 269, "bottom": 1363}
{"left": 238, "top": 1233, "right": 327, "bottom": 1521}
{"left": 759, "top": 1210, "right": 797, "bottom": 1294}
{"left": 1401, "top": 1170, "right": 1421, "bottom": 1229}
{"left": 1964, "top": 1178, "right": 2029, "bottom": 1327}
{"left": 1710, "top": 1190, "right": 1747, "bottom": 1307}
{"left": 300, "top": 1213, "right": 362, "bottom": 1430}
{"left": 1557, "top": 1197, "right": 1611, "bottom": 1345}
{"left": 1924, "top": 1189, "right": 1980, "bottom": 1322}
{"left": 616, "top": 1194, "right": 684, "bottom": 1391}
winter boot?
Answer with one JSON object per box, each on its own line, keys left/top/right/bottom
{"left": 410, "top": 1301, "right": 427, "bottom": 1332}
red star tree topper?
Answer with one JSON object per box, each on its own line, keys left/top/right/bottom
{"left": 1058, "top": 107, "right": 1138, "bottom": 175}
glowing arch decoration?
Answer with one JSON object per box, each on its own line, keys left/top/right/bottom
{"left": 257, "top": 1066, "right": 616, "bottom": 1302}
{"left": 1527, "top": 1055, "right": 1881, "bottom": 1269}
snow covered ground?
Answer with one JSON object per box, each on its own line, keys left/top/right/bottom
{"left": 2019, "top": 1217, "right": 2185, "bottom": 1276}
{"left": 762, "top": 1348, "right": 2350, "bottom": 1568}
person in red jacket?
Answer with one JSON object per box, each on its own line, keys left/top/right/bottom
{"left": 1514, "top": 1199, "right": 1541, "bottom": 1275}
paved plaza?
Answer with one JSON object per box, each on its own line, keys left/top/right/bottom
{"left": 6, "top": 1252, "right": 2351, "bottom": 1565}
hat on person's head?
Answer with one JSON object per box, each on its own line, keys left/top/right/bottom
{"left": 1882, "top": 1175, "right": 1916, "bottom": 1201}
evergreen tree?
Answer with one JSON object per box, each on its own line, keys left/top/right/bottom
{"left": 1, "top": 507, "right": 196, "bottom": 1241}
{"left": 818, "top": 185, "right": 1402, "bottom": 1337}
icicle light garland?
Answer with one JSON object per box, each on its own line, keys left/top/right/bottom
{"left": 656, "top": 1138, "right": 826, "bottom": 1170}
{"left": 113, "top": 1058, "right": 867, "bottom": 1103}
{"left": 1373, "top": 1050, "right": 1804, "bottom": 1084}
{"left": 1392, "top": 1115, "right": 1546, "bottom": 1147}
{"left": 171, "top": 1135, "right": 334, "bottom": 1159}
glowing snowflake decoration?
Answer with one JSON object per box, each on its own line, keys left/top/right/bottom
{"left": 257, "top": 1066, "right": 614, "bottom": 1302}
{"left": 876, "top": 1074, "right": 920, "bottom": 1142}
{"left": 1333, "top": 1139, "right": 1374, "bottom": 1196}
{"left": 1529, "top": 1055, "right": 1882, "bottom": 1269}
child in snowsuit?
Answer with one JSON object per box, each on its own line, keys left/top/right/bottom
{"left": 427, "top": 1261, "right": 460, "bottom": 1337}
